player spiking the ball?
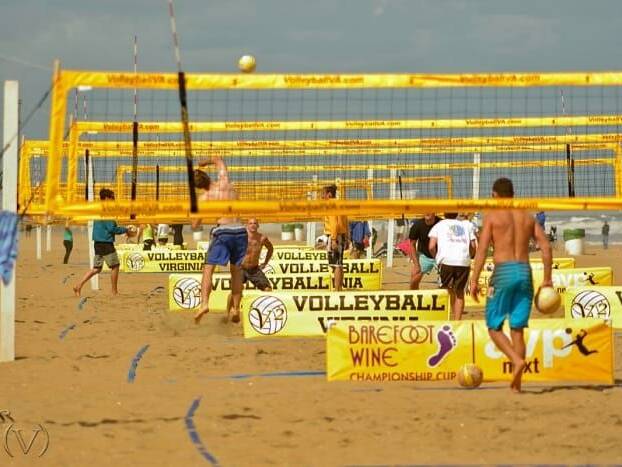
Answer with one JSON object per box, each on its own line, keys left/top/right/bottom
{"left": 192, "top": 156, "right": 247, "bottom": 324}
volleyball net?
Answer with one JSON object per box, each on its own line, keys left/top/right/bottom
{"left": 31, "top": 65, "right": 622, "bottom": 221}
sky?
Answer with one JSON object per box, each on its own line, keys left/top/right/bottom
{"left": 1, "top": 0, "right": 622, "bottom": 141}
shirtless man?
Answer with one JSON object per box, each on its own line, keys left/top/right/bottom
{"left": 469, "top": 178, "right": 552, "bottom": 393}
{"left": 192, "top": 156, "right": 247, "bottom": 324}
{"left": 226, "top": 218, "right": 274, "bottom": 315}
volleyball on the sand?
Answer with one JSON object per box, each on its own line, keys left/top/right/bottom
{"left": 238, "top": 54, "right": 256, "bottom": 73}
{"left": 535, "top": 286, "right": 561, "bottom": 315}
{"left": 456, "top": 364, "right": 483, "bottom": 388}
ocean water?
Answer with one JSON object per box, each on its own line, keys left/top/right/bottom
{"left": 545, "top": 211, "right": 621, "bottom": 245}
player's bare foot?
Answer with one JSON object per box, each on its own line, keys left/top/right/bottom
{"left": 510, "top": 358, "right": 526, "bottom": 393}
{"left": 230, "top": 311, "right": 241, "bottom": 323}
{"left": 194, "top": 306, "right": 209, "bottom": 325}
{"left": 72, "top": 285, "right": 81, "bottom": 297}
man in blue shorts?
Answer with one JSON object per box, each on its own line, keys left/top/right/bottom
{"left": 470, "top": 178, "right": 552, "bottom": 392}
{"left": 408, "top": 213, "right": 440, "bottom": 289}
{"left": 192, "top": 156, "right": 247, "bottom": 324}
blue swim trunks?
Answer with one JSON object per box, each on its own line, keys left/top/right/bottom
{"left": 206, "top": 224, "right": 248, "bottom": 266}
{"left": 417, "top": 253, "right": 437, "bottom": 275}
{"left": 485, "top": 262, "right": 533, "bottom": 330}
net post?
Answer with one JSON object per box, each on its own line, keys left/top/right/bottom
{"left": 472, "top": 153, "right": 481, "bottom": 200}
{"left": 156, "top": 164, "right": 160, "bottom": 201}
{"left": 1, "top": 79, "right": 18, "bottom": 362}
{"left": 45, "top": 59, "right": 67, "bottom": 214}
{"left": 386, "top": 168, "right": 397, "bottom": 268}
{"left": 367, "top": 168, "right": 374, "bottom": 259}
{"left": 176, "top": 71, "right": 198, "bottom": 213}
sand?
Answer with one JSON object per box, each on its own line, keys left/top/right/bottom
{"left": 1, "top": 227, "right": 621, "bottom": 466}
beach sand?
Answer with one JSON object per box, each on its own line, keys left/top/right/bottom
{"left": 1, "top": 228, "right": 620, "bottom": 465}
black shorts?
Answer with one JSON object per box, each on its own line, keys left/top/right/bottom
{"left": 439, "top": 264, "right": 470, "bottom": 291}
{"left": 352, "top": 241, "right": 366, "bottom": 253}
{"left": 243, "top": 267, "right": 271, "bottom": 290}
{"left": 327, "top": 234, "right": 347, "bottom": 267}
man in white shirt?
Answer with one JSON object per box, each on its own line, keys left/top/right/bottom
{"left": 156, "top": 224, "right": 170, "bottom": 246}
{"left": 429, "top": 213, "right": 477, "bottom": 320}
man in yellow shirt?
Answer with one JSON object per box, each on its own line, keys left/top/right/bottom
{"left": 322, "top": 184, "right": 349, "bottom": 291}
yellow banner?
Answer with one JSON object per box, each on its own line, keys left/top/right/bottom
{"left": 168, "top": 271, "right": 382, "bottom": 311}
{"left": 263, "top": 258, "right": 382, "bottom": 276}
{"left": 241, "top": 289, "right": 450, "bottom": 337}
{"left": 327, "top": 319, "right": 612, "bottom": 383}
{"left": 271, "top": 249, "right": 328, "bottom": 261}
{"left": 467, "top": 266, "right": 613, "bottom": 307}
{"left": 120, "top": 250, "right": 206, "bottom": 273}
{"left": 477, "top": 257, "right": 575, "bottom": 273}
{"left": 565, "top": 286, "right": 622, "bottom": 329}
{"left": 195, "top": 241, "right": 311, "bottom": 252}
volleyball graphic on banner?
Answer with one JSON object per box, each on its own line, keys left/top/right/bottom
{"left": 248, "top": 295, "right": 287, "bottom": 335}
{"left": 570, "top": 290, "right": 611, "bottom": 319}
{"left": 125, "top": 252, "right": 145, "bottom": 272}
{"left": 173, "top": 277, "right": 201, "bottom": 309}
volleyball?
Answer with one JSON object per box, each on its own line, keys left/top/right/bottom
{"left": 248, "top": 295, "right": 287, "bottom": 335}
{"left": 238, "top": 55, "right": 256, "bottom": 73}
{"left": 570, "top": 290, "right": 610, "bottom": 319}
{"left": 456, "top": 364, "right": 483, "bottom": 388}
{"left": 534, "top": 286, "right": 561, "bottom": 315}
{"left": 173, "top": 277, "right": 201, "bottom": 309}
{"left": 126, "top": 225, "right": 138, "bottom": 237}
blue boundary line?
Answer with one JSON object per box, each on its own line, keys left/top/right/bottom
{"left": 58, "top": 324, "right": 76, "bottom": 340}
{"left": 77, "top": 297, "right": 88, "bottom": 311}
{"left": 185, "top": 397, "right": 219, "bottom": 465}
{"left": 206, "top": 370, "right": 326, "bottom": 380}
{"left": 127, "top": 344, "right": 150, "bottom": 383}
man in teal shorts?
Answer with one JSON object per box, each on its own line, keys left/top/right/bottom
{"left": 469, "top": 178, "right": 552, "bottom": 393}
{"left": 408, "top": 213, "right": 440, "bottom": 289}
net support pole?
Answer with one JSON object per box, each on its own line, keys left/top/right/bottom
{"left": 308, "top": 174, "right": 318, "bottom": 245}
{"left": 472, "top": 153, "right": 481, "bottom": 200}
{"left": 86, "top": 154, "right": 99, "bottom": 291}
{"left": 1, "top": 80, "right": 18, "bottom": 362}
{"left": 367, "top": 168, "right": 374, "bottom": 260}
{"left": 386, "top": 169, "right": 397, "bottom": 268}
{"left": 36, "top": 226, "right": 42, "bottom": 260}
{"left": 46, "top": 225, "right": 52, "bottom": 252}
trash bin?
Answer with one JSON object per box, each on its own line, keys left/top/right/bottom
{"left": 294, "top": 223, "right": 304, "bottom": 241}
{"left": 563, "top": 228, "right": 585, "bottom": 255}
{"left": 281, "top": 223, "right": 295, "bottom": 241}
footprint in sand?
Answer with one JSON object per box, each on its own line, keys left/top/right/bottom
{"left": 427, "top": 325, "right": 457, "bottom": 367}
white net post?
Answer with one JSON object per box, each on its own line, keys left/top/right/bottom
{"left": 46, "top": 225, "right": 52, "bottom": 252}
{"left": 367, "top": 168, "right": 374, "bottom": 260}
{"left": 386, "top": 169, "right": 397, "bottom": 268}
{"left": 1, "top": 80, "right": 18, "bottom": 362}
{"left": 36, "top": 226, "right": 42, "bottom": 260}
{"left": 86, "top": 158, "right": 99, "bottom": 290}
{"left": 307, "top": 174, "right": 318, "bottom": 246}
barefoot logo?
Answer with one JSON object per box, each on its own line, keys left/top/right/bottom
{"left": 248, "top": 295, "right": 287, "bottom": 335}
{"left": 427, "top": 324, "right": 457, "bottom": 367}
{"left": 125, "top": 253, "right": 145, "bottom": 272}
{"left": 173, "top": 277, "right": 201, "bottom": 309}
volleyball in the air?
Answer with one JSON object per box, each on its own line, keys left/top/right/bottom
{"left": 248, "top": 295, "right": 287, "bottom": 335}
{"left": 456, "top": 364, "right": 483, "bottom": 388}
{"left": 534, "top": 286, "right": 561, "bottom": 315}
{"left": 126, "top": 225, "right": 138, "bottom": 237}
{"left": 173, "top": 277, "right": 201, "bottom": 309}
{"left": 238, "top": 55, "right": 256, "bottom": 73}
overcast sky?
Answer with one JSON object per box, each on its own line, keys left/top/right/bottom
{"left": 2, "top": 0, "right": 622, "bottom": 141}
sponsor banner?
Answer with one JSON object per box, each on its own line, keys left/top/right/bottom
{"left": 196, "top": 241, "right": 210, "bottom": 251}
{"left": 241, "top": 290, "right": 450, "bottom": 338}
{"left": 117, "top": 243, "right": 184, "bottom": 251}
{"left": 263, "top": 258, "right": 383, "bottom": 277}
{"left": 169, "top": 271, "right": 382, "bottom": 312}
{"left": 327, "top": 319, "right": 612, "bottom": 383}
{"left": 120, "top": 250, "right": 206, "bottom": 273}
{"left": 467, "top": 267, "right": 613, "bottom": 307}
{"left": 477, "top": 257, "right": 575, "bottom": 272}
{"left": 565, "top": 286, "right": 622, "bottom": 329}
{"left": 271, "top": 249, "right": 328, "bottom": 261}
